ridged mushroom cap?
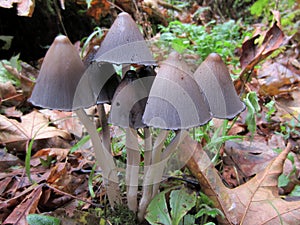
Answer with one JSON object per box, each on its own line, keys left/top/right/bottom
{"left": 193, "top": 53, "right": 245, "bottom": 119}
{"left": 29, "top": 35, "right": 87, "bottom": 111}
{"left": 93, "top": 12, "right": 156, "bottom": 66}
{"left": 142, "top": 52, "right": 212, "bottom": 130}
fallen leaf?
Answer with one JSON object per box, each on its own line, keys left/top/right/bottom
{"left": 2, "top": 185, "right": 43, "bottom": 225}
{"left": 0, "top": 110, "right": 71, "bottom": 144}
{"left": 179, "top": 136, "right": 300, "bottom": 224}
{"left": 239, "top": 22, "right": 286, "bottom": 78}
{"left": 0, "top": 148, "right": 24, "bottom": 170}
{"left": 39, "top": 109, "right": 83, "bottom": 137}
{"left": 258, "top": 61, "right": 298, "bottom": 96}
{"left": 224, "top": 141, "right": 278, "bottom": 177}
{"left": 86, "top": 0, "right": 110, "bottom": 22}
{"left": 0, "top": 0, "right": 35, "bottom": 17}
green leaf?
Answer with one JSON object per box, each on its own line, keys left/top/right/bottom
{"left": 27, "top": 214, "right": 60, "bottom": 225}
{"left": 250, "top": 0, "right": 269, "bottom": 17}
{"left": 179, "top": 214, "right": 195, "bottom": 225}
{"left": 278, "top": 174, "right": 290, "bottom": 187}
{"left": 290, "top": 185, "right": 300, "bottom": 197}
{"left": 170, "top": 188, "right": 196, "bottom": 225}
{"left": 145, "top": 189, "right": 172, "bottom": 225}
{"left": 0, "top": 54, "right": 21, "bottom": 86}
{"left": 244, "top": 92, "right": 260, "bottom": 136}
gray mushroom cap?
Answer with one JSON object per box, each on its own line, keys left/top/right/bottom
{"left": 93, "top": 12, "right": 156, "bottom": 66}
{"left": 109, "top": 70, "right": 155, "bottom": 129}
{"left": 142, "top": 52, "right": 212, "bottom": 130}
{"left": 29, "top": 35, "right": 88, "bottom": 111}
{"left": 193, "top": 53, "right": 245, "bottom": 119}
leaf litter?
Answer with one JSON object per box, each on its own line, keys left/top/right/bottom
{"left": 0, "top": 5, "right": 300, "bottom": 225}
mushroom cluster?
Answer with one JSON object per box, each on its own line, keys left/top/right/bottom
{"left": 28, "top": 11, "right": 245, "bottom": 222}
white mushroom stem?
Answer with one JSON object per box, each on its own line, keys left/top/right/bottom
{"left": 75, "top": 108, "right": 121, "bottom": 207}
{"left": 151, "top": 129, "right": 189, "bottom": 198}
{"left": 143, "top": 127, "right": 152, "bottom": 175}
{"left": 97, "top": 104, "right": 111, "bottom": 154}
{"left": 138, "top": 130, "right": 169, "bottom": 220}
{"left": 125, "top": 127, "right": 140, "bottom": 212}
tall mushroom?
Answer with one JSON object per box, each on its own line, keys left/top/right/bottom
{"left": 92, "top": 12, "right": 156, "bottom": 213}
{"left": 28, "top": 35, "right": 121, "bottom": 207}
{"left": 193, "top": 53, "right": 245, "bottom": 119}
{"left": 139, "top": 51, "right": 212, "bottom": 219}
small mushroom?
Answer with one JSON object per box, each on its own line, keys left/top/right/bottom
{"left": 28, "top": 35, "right": 121, "bottom": 207}
{"left": 93, "top": 12, "right": 156, "bottom": 66}
{"left": 29, "top": 35, "right": 87, "bottom": 111}
{"left": 193, "top": 53, "right": 245, "bottom": 119}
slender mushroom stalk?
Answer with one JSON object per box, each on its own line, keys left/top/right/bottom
{"left": 29, "top": 35, "right": 121, "bottom": 207}
{"left": 109, "top": 69, "right": 154, "bottom": 212}
{"left": 125, "top": 127, "right": 140, "bottom": 212}
{"left": 75, "top": 108, "right": 120, "bottom": 206}
{"left": 138, "top": 129, "right": 169, "bottom": 221}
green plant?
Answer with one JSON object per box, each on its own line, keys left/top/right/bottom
{"left": 275, "top": 116, "right": 300, "bottom": 140}
{"left": 195, "top": 192, "right": 224, "bottom": 225}
{"left": 264, "top": 99, "right": 276, "bottom": 122}
{"left": 158, "top": 20, "right": 249, "bottom": 64}
{"left": 145, "top": 187, "right": 224, "bottom": 225}
{"left": 193, "top": 120, "right": 243, "bottom": 165}
{"left": 27, "top": 214, "right": 60, "bottom": 225}
{"left": 250, "top": 0, "right": 299, "bottom": 34}
{"left": 145, "top": 187, "right": 196, "bottom": 225}
{"left": 244, "top": 92, "right": 261, "bottom": 136}
{"left": 0, "top": 54, "right": 21, "bottom": 86}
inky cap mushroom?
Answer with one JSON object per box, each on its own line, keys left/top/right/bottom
{"left": 29, "top": 35, "right": 87, "bottom": 111}
{"left": 142, "top": 52, "right": 212, "bottom": 130}
{"left": 193, "top": 53, "right": 245, "bottom": 119}
{"left": 93, "top": 12, "right": 156, "bottom": 66}
{"left": 109, "top": 70, "right": 155, "bottom": 129}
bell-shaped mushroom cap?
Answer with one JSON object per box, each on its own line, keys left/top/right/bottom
{"left": 142, "top": 52, "right": 212, "bottom": 130}
{"left": 29, "top": 35, "right": 87, "bottom": 111}
{"left": 109, "top": 70, "right": 155, "bottom": 129}
{"left": 74, "top": 61, "right": 121, "bottom": 106}
{"left": 193, "top": 53, "right": 245, "bottom": 119}
{"left": 96, "top": 71, "right": 121, "bottom": 104}
{"left": 93, "top": 12, "right": 156, "bottom": 66}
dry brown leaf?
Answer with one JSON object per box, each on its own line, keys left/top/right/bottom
{"left": 2, "top": 185, "right": 42, "bottom": 225}
{"left": 239, "top": 22, "right": 285, "bottom": 78}
{"left": 0, "top": 0, "right": 35, "bottom": 17}
{"left": 39, "top": 109, "right": 83, "bottom": 137}
{"left": 86, "top": 0, "right": 110, "bottom": 21}
{"left": 0, "top": 110, "right": 71, "bottom": 144}
{"left": 224, "top": 141, "right": 278, "bottom": 177}
{"left": 0, "top": 148, "right": 23, "bottom": 170}
{"left": 180, "top": 136, "right": 300, "bottom": 224}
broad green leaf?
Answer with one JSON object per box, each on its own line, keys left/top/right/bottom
{"left": 27, "top": 214, "right": 60, "bottom": 225}
{"left": 145, "top": 189, "right": 172, "bottom": 225}
{"left": 170, "top": 188, "right": 196, "bottom": 225}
